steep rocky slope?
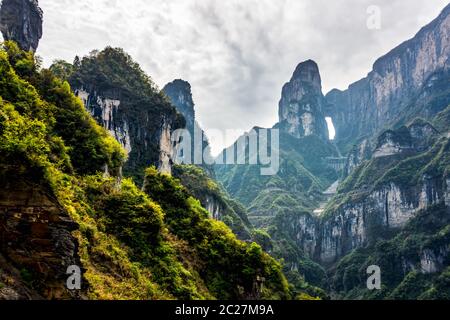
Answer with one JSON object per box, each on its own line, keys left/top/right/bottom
{"left": 0, "top": 172, "right": 82, "bottom": 299}
{"left": 0, "top": 0, "right": 42, "bottom": 52}
{"left": 172, "top": 165, "right": 253, "bottom": 240}
{"left": 0, "top": 42, "right": 301, "bottom": 300}
{"left": 278, "top": 5, "right": 450, "bottom": 298}
{"left": 163, "top": 79, "right": 196, "bottom": 133}
{"left": 216, "top": 61, "right": 339, "bottom": 228}
{"left": 279, "top": 60, "right": 329, "bottom": 140}
{"left": 215, "top": 61, "right": 340, "bottom": 290}
{"left": 325, "top": 3, "right": 450, "bottom": 153}
{"left": 162, "top": 79, "right": 214, "bottom": 174}
{"left": 278, "top": 119, "right": 449, "bottom": 264}
{"left": 216, "top": 4, "right": 450, "bottom": 299}
{"left": 162, "top": 80, "right": 253, "bottom": 240}
{"left": 50, "top": 48, "right": 185, "bottom": 182}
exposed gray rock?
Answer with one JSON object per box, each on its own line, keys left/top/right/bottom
{"left": 372, "top": 128, "right": 413, "bottom": 158}
{"left": 163, "top": 80, "right": 195, "bottom": 130}
{"left": 278, "top": 60, "right": 329, "bottom": 140}
{"left": 419, "top": 249, "right": 446, "bottom": 274}
{"left": 344, "top": 139, "right": 372, "bottom": 176}
{"left": 0, "top": 0, "right": 43, "bottom": 52}
{"left": 281, "top": 175, "right": 448, "bottom": 265}
{"left": 446, "top": 177, "right": 450, "bottom": 207}
{"left": 325, "top": 4, "right": 450, "bottom": 148}
{"left": 345, "top": 119, "right": 438, "bottom": 176}
{"left": 75, "top": 88, "right": 179, "bottom": 176}
{"left": 163, "top": 79, "right": 214, "bottom": 175}
{"left": 407, "top": 119, "right": 439, "bottom": 151}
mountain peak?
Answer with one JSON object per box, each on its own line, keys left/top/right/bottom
{"left": 291, "top": 59, "right": 322, "bottom": 90}
{"left": 0, "top": 0, "right": 43, "bottom": 52}
{"left": 164, "top": 79, "right": 192, "bottom": 92}
{"left": 163, "top": 79, "right": 195, "bottom": 127}
{"left": 278, "top": 60, "right": 328, "bottom": 139}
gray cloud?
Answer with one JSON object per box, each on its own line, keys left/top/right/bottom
{"left": 37, "top": 0, "right": 449, "bottom": 154}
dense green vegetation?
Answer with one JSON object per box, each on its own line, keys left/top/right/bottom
{"left": 330, "top": 204, "right": 450, "bottom": 300}
{"left": 319, "top": 113, "right": 450, "bottom": 299}
{"left": 324, "top": 121, "right": 449, "bottom": 216}
{"left": 216, "top": 132, "right": 338, "bottom": 227}
{"left": 1, "top": 42, "right": 325, "bottom": 300}
{"left": 215, "top": 130, "right": 338, "bottom": 298}
{"left": 51, "top": 47, "right": 185, "bottom": 184}
{"left": 143, "top": 167, "right": 290, "bottom": 299}
{"left": 173, "top": 165, "right": 252, "bottom": 240}
{"left": 0, "top": 41, "right": 125, "bottom": 177}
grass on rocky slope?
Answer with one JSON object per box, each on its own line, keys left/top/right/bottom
{"left": 329, "top": 204, "right": 450, "bottom": 300}
{"left": 1, "top": 41, "right": 316, "bottom": 300}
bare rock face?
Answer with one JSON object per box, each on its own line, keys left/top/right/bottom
{"left": 344, "top": 139, "right": 372, "bottom": 176}
{"left": 163, "top": 80, "right": 196, "bottom": 131}
{"left": 325, "top": 4, "right": 450, "bottom": 149}
{"left": 278, "top": 60, "right": 329, "bottom": 140}
{"left": 372, "top": 128, "right": 413, "bottom": 158}
{"left": 0, "top": 0, "right": 43, "bottom": 52}
{"left": 163, "top": 79, "right": 214, "bottom": 175}
{"left": 0, "top": 174, "right": 83, "bottom": 299}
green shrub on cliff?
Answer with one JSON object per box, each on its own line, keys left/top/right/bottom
{"left": 0, "top": 42, "right": 294, "bottom": 300}
{"left": 1, "top": 41, "right": 126, "bottom": 176}
{"left": 143, "top": 167, "right": 290, "bottom": 299}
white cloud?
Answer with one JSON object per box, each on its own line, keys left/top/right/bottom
{"left": 37, "top": 0, "right": 449, "bottom": 154}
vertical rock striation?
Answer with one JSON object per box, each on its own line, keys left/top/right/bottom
{"left": 278, "top": 60, "right": 329, "bottom": 140}
{"left": 75, "top": 87, "right": 181, "bottom": 177}
{"left": 0, "top": 174, "right": 83, "bottom": 299}
{"left": 325, "top": 4, "right": 450, "bottom": 149}
{"left": 69, "top": 48, "right": 184, "bottom": 181}
{"left": 163, "top": 79, "right": 214, "bottom": 174}
{"left": 0, "top": 0, "right": 43, "bottom": 52}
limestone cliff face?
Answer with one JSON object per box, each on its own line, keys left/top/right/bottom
{"left": 0, "top": 0, "right": 43, "bottom": 52}
{"left": 318, "top": 179, "right": 446, "bottom": 263}
{"left": 279, "top": 60, "right": 329, "bottom": 140}
{"left": 372, "top": 128, "right": 413, "bottom": 158}
{"left": 344, "top": 120, "right": 439, "bottom": 176}
{"left": 325, "top": 4, "right": 450, "bottom": 148}
{"left": 0, "top": 174, "right": 82, "bottom": 299}
{"left": 279, "top": 119, "right": 448, "bottom": 265}
{"left": 75, "top": 88, "right": 179, "bottom": 176}
{"left": 344, "top": 139, "right": 372, "bottom": 176}
{"left": 216, "top": 61, "right": 340, "bottom": 231}
{"left": 163, "top": 79, "right": 214, "bottom": 175}
{"left": 283, "top": 177, "right": 448, "bottom": 265}
{"left": 163, "top": 80, "right": 195, "bottom": 131}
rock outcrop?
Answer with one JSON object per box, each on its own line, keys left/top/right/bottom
{"left": 279, "top": 118, "right": 450, "bottom": 264}
{"left": 216, "top": 61, "right": 340, "bottom": 231}
{"left": 163, "top": 80, "right": 195, "bottom": 131}
{"left": 344, "top": 139, "right": 373, "bottom": 176}
{"left": 325, "top": 4, "right": 450, "bottom": 149}
{"left": 0, "top": 173, "right": 83, "bottom": 299}
{"left": 0, "top": 0, "right": 43, "bottom": 52}
{"left": 280, "top": 175, "right": 448, "bottom": 265}
{"left": 372, "top": 127, "right": 413, "bottom": 158}
{"left": 75, "top": 88, "right": 180, "bottom": 177}
{"left": 344, "top": 120, "right": 439, "bottom": 176}
{"left": 163, "top": 79, "right": 214, "bottom": 172}
{"left": 69, "top": 48, "right": 184, "bottom": 181}
{"left": 278, "top": 60, "right": 329, "bottom": 140}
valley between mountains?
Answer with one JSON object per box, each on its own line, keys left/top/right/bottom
{"left": 0, "top": 0, "right": 449, "bottom": 300}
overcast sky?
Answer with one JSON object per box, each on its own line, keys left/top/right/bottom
{"left": 35, "top": 0, "right": 449, "bottom": 154}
